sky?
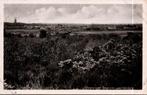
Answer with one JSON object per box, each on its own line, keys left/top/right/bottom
{"left": 4, "top": 4, "right": 142, "bottom": 24}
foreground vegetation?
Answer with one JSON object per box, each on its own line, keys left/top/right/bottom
{"left": 4, "top": 31, "right": 142, "bottom": 89}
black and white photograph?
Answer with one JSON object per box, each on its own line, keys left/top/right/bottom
{"left": 4, "top": 4, "right": 142, "bottom": 90}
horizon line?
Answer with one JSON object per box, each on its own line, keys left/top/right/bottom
{"left": 4, "top": 22, "right": 142, "bottom": 25}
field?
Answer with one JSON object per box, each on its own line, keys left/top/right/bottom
{"left": 4, "top": 23, "right": 142, "bottom": 89}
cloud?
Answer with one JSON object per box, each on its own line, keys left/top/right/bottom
{"left": 29, "top": 7, "right": 61, "bottom": 22}
{"left": 11, "top": 5, "right": 142, "bottom": 24}
{"left": 72, "top": 5, "right": 105, "bottom": 19}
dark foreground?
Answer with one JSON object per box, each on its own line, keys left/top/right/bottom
{"left": 4, "top": 30, "right": 142, "bottom": 89}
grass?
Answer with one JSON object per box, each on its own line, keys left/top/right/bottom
{"left": 4, "top": 30, "right": 142, "bottom": 89}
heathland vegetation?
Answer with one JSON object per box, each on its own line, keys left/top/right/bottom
{"left": 4, "top": 23, "right": 142, "bottom": 89}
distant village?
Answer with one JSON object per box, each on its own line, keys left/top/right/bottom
{"left": 4, "top": 18, "right": 142, "bottom": 38}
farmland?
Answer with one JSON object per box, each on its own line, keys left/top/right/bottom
{"left": 4, "top": 23, "right": 142, "bottom": 89}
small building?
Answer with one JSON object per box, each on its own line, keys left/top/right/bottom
{"left": 39, "top": 28, "right": 47, "bottom": 38}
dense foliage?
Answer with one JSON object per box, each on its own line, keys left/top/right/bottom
{"left": 4, "top": 32, "right": 142, "bottom": 89}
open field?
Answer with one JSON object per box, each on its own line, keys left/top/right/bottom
{"left": 4, "top": 23, "right": 142, "bottom": 89}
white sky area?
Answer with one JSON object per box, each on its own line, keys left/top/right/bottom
{"left": 4, "top": 4, "right": 142, "bottom": 24}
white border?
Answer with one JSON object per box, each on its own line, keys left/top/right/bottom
{"left": 0, "top": 0, "right": 147, "bottom": 94}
